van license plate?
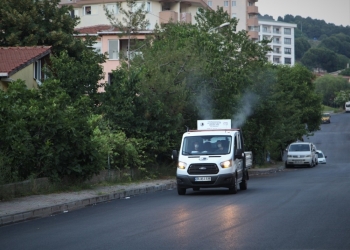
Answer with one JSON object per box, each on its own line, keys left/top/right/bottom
{"left": 195, "top": 177, "right": 211, "bottom": 181}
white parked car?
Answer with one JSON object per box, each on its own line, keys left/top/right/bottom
{"left": 285, "top": 142, "right": 317, "bottom": 168}
{"left": 316, "top": 150, "right": 327, "bottom": 164}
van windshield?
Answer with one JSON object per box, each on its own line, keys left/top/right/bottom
{"left": 289, "top": 144, "right": 310, "bottom": 152}
{"left": 182, "top": 136, "right": 232, "bottom": 155}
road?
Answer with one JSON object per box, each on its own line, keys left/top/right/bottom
{"left": 1, "top": 112, "right": 350, "bottom": 250}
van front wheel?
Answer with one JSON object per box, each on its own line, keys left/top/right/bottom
{"left": 228, "top": 176, "right": 238, "bottom": 194}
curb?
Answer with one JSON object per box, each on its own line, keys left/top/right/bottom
{"left": 248, "top": 165, "right": 285, "bottom": 176}
{"left": 0, "top": 182, "right": 177, "bottom": 227}
{"left": 0, "top": 167, "right": 284, "bottom": 226}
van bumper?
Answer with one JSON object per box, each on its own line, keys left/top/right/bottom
{"left": 176, "top": 173, "right": 235, "bottom": 189}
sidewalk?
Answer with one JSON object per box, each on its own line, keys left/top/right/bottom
{"left": 0, "top": 165, "right": 284, "bottom": 226}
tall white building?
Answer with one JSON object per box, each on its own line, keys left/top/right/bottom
{"left": 258, "top": 16, "right": 297, "bottom": 65}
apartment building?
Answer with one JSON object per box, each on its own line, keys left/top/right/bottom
{"left": 206, "top": 0, "right": 259, "bottom": 40}
{"left": 258, "top": 16, "right": 297, "bottom": 65}
{"left": 59, "top": 0, "right": 209, "bottom": 29}
{"left": 59, "top": 0, "right": 209, "bottom": 88}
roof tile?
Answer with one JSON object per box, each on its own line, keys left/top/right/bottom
{"left": 75, "top": 25, "right": 116, "bottom": 34}
{"left": 0, "top": 46, "right": 51, "bottom": 76}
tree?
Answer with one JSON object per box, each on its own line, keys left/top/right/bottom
{"left": 104, "top": 0, "right": 150, "bottom": 68}
{"left": 1, "top": 0, "right": 107, "bottom": 106}
{"left": 318, "top": 33, "right": 350, "bottom": 58}
{"left": 295, "top": 37, "right": 311, "bottom": 60}
{"left": 0, "top": 0, "right": 87, "bottom": 57}
{"left": 47, "top": 50, "right": 105, "bottom": 106}
{"left": 314, "top": 74, "right": 350, "bottom": 106}
{"left": 334, "top": 90, "right": 350, "bottom": 107}
{"left": 339, "top": 68, "right": 350, "bottom": 76}
{"left": 243, "top": 64, "right": 322, "bottom": 163}
{"left": 301, "top": 47, "right": 338, "bottom": 72}
{"left": 0, "top": 80, "right": 105, "bottom": 183}
{"left": 98, "top": 7, "right": 271, "bottom": 164}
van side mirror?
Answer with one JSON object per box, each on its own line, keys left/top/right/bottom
{"left": 235, "top": 148, "right": 244, "bottom": 159}
{"left": 172, "top": 150, "right": 178, "bottom": 161}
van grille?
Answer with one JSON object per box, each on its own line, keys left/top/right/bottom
{"left": 187, "top": 164, "right": 219, "bottom": 175}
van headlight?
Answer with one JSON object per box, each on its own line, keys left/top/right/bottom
{"left": 306, "top": 155, "right": 311, "bottom": 157}
{"left": 220, "top": 160, "right": 232, "bottom": 168}
{"left": 178, "top": 161, "right": 187, "bottom": 169}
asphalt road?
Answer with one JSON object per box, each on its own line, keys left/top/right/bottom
{"left": 1, "top": 112, "right": 350, "bottom": 250}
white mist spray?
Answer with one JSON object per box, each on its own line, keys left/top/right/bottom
{"left": 232, "top": 92, "right": 259, "bottom": 128}
{"left": 196, "top": 88, "right": 213, "bottom": 120}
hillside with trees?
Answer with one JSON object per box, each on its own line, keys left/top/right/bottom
{"left": 275, "top": 15, "right": 350, "bottom": 72}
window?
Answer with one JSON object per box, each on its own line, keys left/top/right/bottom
{"left": 284, "top": 38, "right": 291, "bottom": 44}
{"left": 84, "top": 6, "right": 91, "bottom": 15}
{"left": 207, "top": 1, "right": 212, "bottom": 7}
{"left": 232, "top": 1, "right": 236, "bottom": 6}
{"left": 108, "top": 73, "right": 115, "bottom": 85}
{"left": 34, "top": 60, "right": 41, "bottom": 80}
{"left": 274, "top": 48, "right": 280, "bottom": 53}
{"left": 231, "top": 13, "right": 236, "bottom": 18}
{"left": 108, "top": 40, "right": 119, "bottom": 60}
{"left": 273, "top": 57, "right": 280, "bottom": 63}
{"left": 132, "top": 2, "right": 151, "bottom": 12}
{"left": 224, "top": 1, "right": 228, "bottom": 7}
{"left": 34, "top": 59, "right": 42, "bottom": 85}
{"left": 284, "top": 28, "right": 291, "bottom": 35}
{"left": 284, "top": 48, "right": 291, "bottom": 54}
{"left": 106, "top": 4, "right": 118, "bottom": 15}
{"left": 262, "top": 26, "right": 269, "bottom": 32}
{"left": 69, "top": 10, "right": 77, "bottom": 18}
{"left": 284, "top": 58, "right": 291, "bottom": 64}
{"left": 273, "top": 28, "right": 280, "bottom": 34}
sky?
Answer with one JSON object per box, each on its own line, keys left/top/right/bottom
{"left": 257, "top": 0, "right": 350, "bottom": 27}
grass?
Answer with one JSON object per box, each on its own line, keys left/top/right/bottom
{"left": 322, "top": 105, "right": 343, "bottom": 113}
{"left": 0, "top": 165, "right": 176, "bottom": 201}
{"left": 252, "top": 161, "right": 284, "bottom": 169}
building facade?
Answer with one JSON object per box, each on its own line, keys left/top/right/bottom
{"left": 205, "top": 0, "right": 259, "bottom": 40}
{"left": 258, "top": 17, "right": 297, "bottom": 65}
{"left": 60, "top": 0, "right": 210, "bottom": 89}
{"left": 59, "top": 0, "right": 209, "bottom": 29}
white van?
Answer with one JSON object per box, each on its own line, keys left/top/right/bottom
{"left": 172, "top": 120, "right": 252, "bottom": 195}
{"left": 285, "top": 142, "right": 317, "bottom": 168}
{"left": 345, "top": 101, "right": 350, "bottom": 113}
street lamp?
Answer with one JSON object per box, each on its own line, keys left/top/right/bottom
{"left": 208, "top": 22, "right": 230, "bottom": 34}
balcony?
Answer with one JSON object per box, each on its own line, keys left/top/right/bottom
{"left": 159, "top": 11, "right": 178, "bottom": 24}
{"left": 180, "top": 12, "right": 191, "bottom": 23}
{"left": 247, "top": 17, "right": 258, "bottom": 26}
{"left": 247, "top": 6, "right": 258, "bottom": 14}
{"left": 248, "top": 30, "right": 259, "bottom": 40}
